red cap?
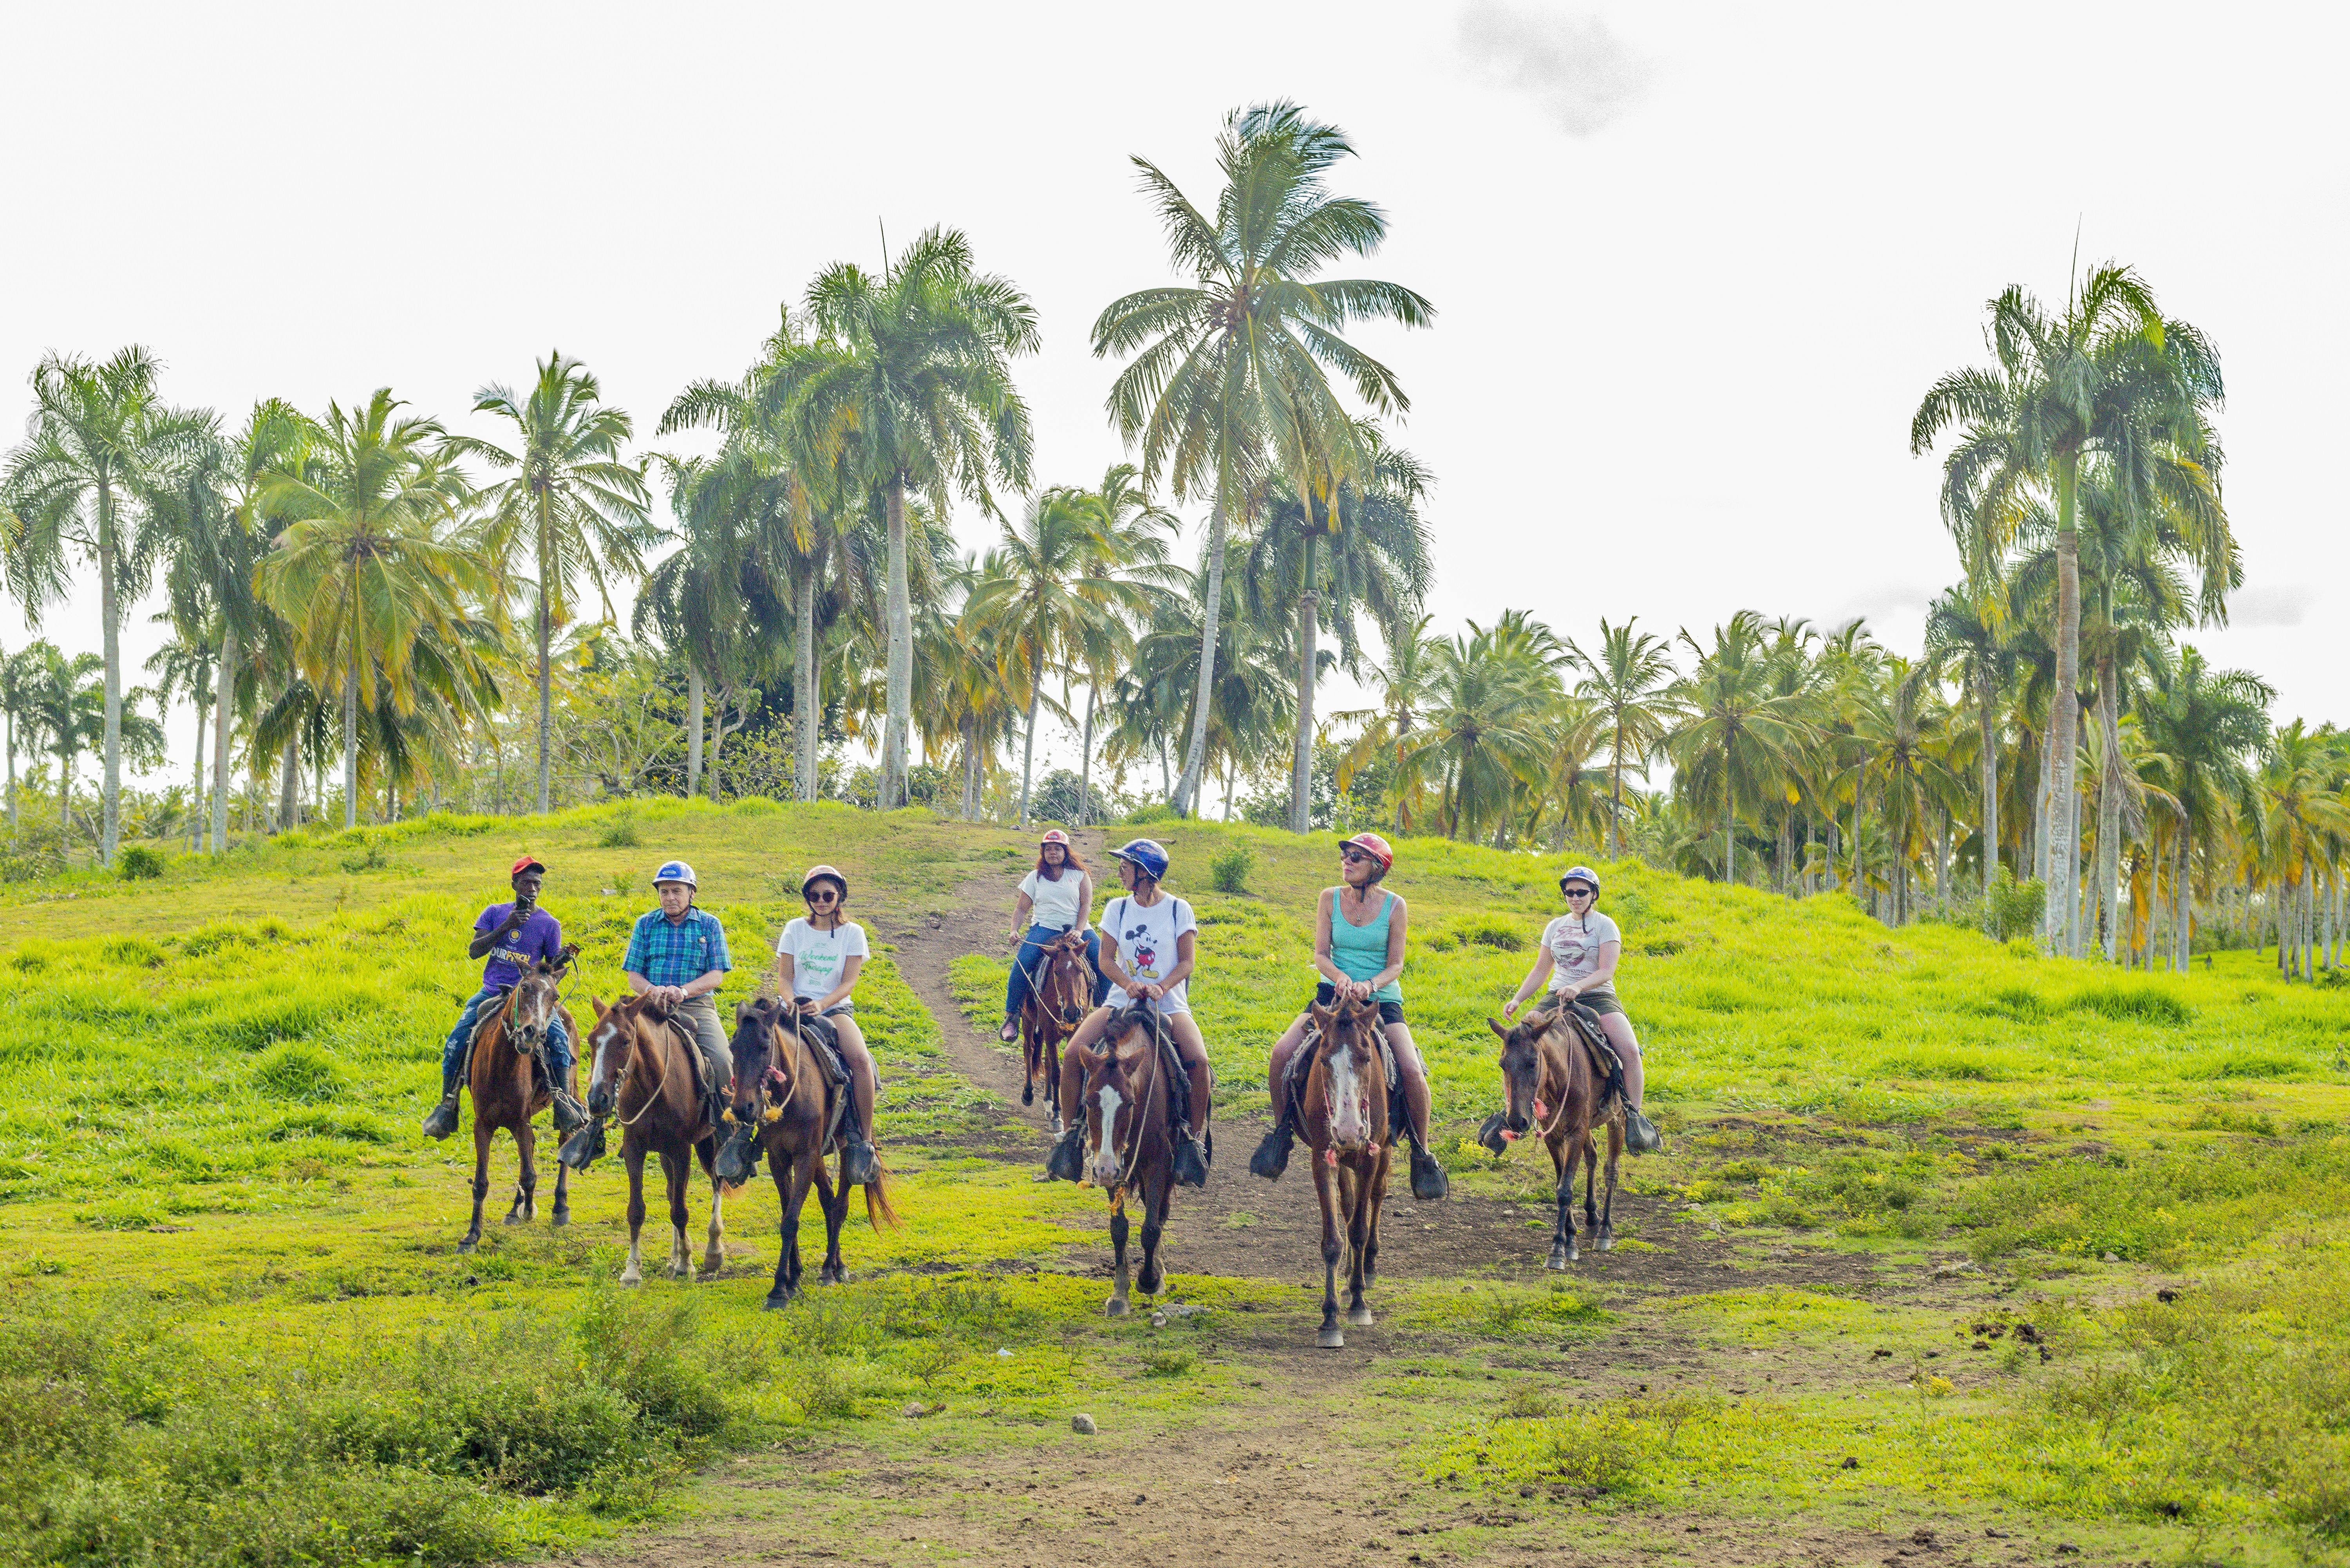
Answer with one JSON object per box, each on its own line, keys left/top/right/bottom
{"left": 511, "top": 855, "right": 547, "bottom": 877}
{"left": 1039, "top": 829, "right": 1071, "bottom": 846}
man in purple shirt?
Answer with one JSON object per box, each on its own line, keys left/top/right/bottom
{"left": 421, "top": 856, "right": 585, "bottom": 1139}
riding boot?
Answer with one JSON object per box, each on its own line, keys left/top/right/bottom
{"left": 838, "top": 1090, "right": 880, "bottom": 1188}
{"left": 1248, "top": 1101, "right": 1298, "bottom": 1181}
{"left": 420, "top": 1058, "right": 464, "bottom": 1140}
{"left": 1173, "top": 1122, "right": 1211, "bottom": 1189}
{"left": 550, "top": 1088, "right": 588, "bottom": 1136}
{"left": 557, "top": 1117, "right": 605, "bottom": 1171}
{"left": 1407, "top": 1133, "right": 1450, "bottom": 1200}
{"left": 1625, "top": 1106, "right": 1663, "bottom": 1154}
{"left": 1045, "top": 1122, "right": 1085, "bottom": 1182}
{"left": 1476, "top": 1112, "right": 1511, "bottom": 1158}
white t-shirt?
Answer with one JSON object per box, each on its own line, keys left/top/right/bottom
{"left": 1099, "top": 892, "right": 1197, "bottom": 1015}
{"left": 1540, "top": 910, "right": 1622, "bottom": 997}
{"left": 776, "top": 918, "right": 869, "bottom": 1003}
{"left": 1019, "top": 868, "right": 1088, "bottom": 932}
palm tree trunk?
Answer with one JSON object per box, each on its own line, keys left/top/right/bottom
{"left": 2093, "top": 671, "right": 2122, "bottom": 961}
{"left": 278, "top": 732, "right": 299, "bottom": 830}
{"left": 1723, "top": 782, "right": 1735, "bottom": 885}
{"left": 341, "top": 661, "right": 360, "bottom": 831}
{"left": 1608, "top": 718, "right": 1624, "bottom": 858}
{"left": 1221, "top": 761, "right": 1235, "bottom": 823}
{"left": 1077, "top": 686, "right": 1097, "bottom": 827}
{"left": 684, "top": 661, "right": 704, "bottom": 798}
{"left": 960, "top": 716, "right": 980, "bottom": 820}
{"left": 187, "top": 676, "right": 207, "bottom": 852}
{"left": 98, "top": 482, "right": 121, "bottom": 866}
{"left": 5, "top": 705, "right": 16, "bottom": 830}
{"left": 210, "top": 623, "right": 238, "bottom": 854}
{"left": 60, "top": 748, "right": 74, "bottom": 831}
{"left": 1978, "top": 665, "right": 1999, "bottom": 932}
{"left": 882, "top": 475, "right": 913, "bottom": 811}
{"left": 795, "top": 567, "right": 819, "bottom": 803}
{"left": 1173, "top": 486, "right": 1228, "bottom": 817}
{"left": 2172, "top": 823, "right": 2191, "bottom": 974}
{"left": 2045, "top": 457, "right": 2083, "bottom": 953}
{"left": 1290, "top": 535, "right": 1317, "bottom": 835}
{"left": 1017, "top": 644, "right": 1041, "bottom": 831}
{"left": 534, "top": 590, "right": 553, "bottom": 815}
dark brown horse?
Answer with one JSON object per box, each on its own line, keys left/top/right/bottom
{"left": 1018, "top": 929, "right": 1093, "bottom": 1132}
{"left": 1486, "top": 999, "right": 1624, "bottom": 1267}
{"left": 577, "top": 992, "right": 730, "bottom": 1285}
{"left": 1299, "top": 996, "right": 1392, "bottom": 1348}
{"left": 457, "top": 951, "right": 580, "bottom": 1253}
{"left": 715, "top": 996, "right": 899, "bottom": 1308}
{"left": 1073, "top": 1002, "right": 1182, "bottom": 1317}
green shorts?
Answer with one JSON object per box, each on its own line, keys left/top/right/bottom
{"left": 1555, "top": 991, "right": 1623, "bottom": 1019}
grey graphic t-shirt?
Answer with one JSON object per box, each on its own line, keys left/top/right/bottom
{"left": 1540, "top": 910, "right": 1621, "bottom": 997}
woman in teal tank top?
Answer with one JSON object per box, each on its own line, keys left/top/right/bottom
{"left": 1248, "top": 833, "right": 1448, "bottom": 1201}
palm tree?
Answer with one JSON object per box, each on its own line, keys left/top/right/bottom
{"left": 1851, "top": 659, "right": 1967, "bottom": 923}
{"left": 1092, "top": 101, "right": 1434, "bottom": 817}
{"left": 0, "top": 642, "right": 41, "bottom": 829}
{"left": 1334, "top": 615, "right": 1442, "bottom": 833}
{"left": 457, "top": 354, "right": 653, "bottom": 813}
{"left": 765, "top": 229, "right": 1039, "bottom": 810}
{"left": 144, "top": 629, "right": 215, "bottom": 849}
{"left": 1912, "top": 264, "right": 2227, "bottom": 950}
{"left": 1072, "top": 464, "right": 1179, "bottom": 824}
{"left": 2251, "top": 720, "right": 2349, "bottom": 981}
{"left": 25, "top": 646, "right": 104, "bottom": 833}
{"left": 1399, "top": 618, "right": 1560, "bottom": 842}
{"left": 2136, "top": 646, "right": 2269, "bottom": 971}
{"left": 1566, "top": 616, "right": 1677, "bottom": 858}
{"left": 1, "top": 347, "right": 209, "bottom": 863}
{"left": 257, "top": 391, "right": 491, "bottom": 829}
{"left": 1666, "top": 611, "right": 1816, "bottom": 884}
{"left": 1922, "top": 585, "right": 2016, "bottom": 927}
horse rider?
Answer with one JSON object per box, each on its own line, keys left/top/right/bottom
{"left": 999, "top": 828, "right": 1106, "bottom": 1042}
{"left": 422, "top": 854, "right": 586, "bottom": 1140}
{"left": 620, "top": 860, "right": 736, "bottom": 1133}
{"left": 1044, "top": 837, "right": 1214, "bottom": 1188}
{"left": 1249, "top": 831, "right": 1450, "bottom": 1199}
{"left": 1502, "top": 864, "right": 1663, "bottom": 1153}
{"left": 771, "top": 864, "right": 880, "bottom": 1185}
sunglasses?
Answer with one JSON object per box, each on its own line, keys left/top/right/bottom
{"left": 1563, "top": 887, "right": 1595, "bottom": 898}
{"left": 806, "top": 889, "right": 839, "bottom": 904}
{"left": 1340, "top": 849, "right": 1373, "bottom": 864}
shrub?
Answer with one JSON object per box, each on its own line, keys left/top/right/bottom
{"left": 598, "top": 813, "right": 642, "bottom": 848}
{"left": 2069, "top": 983, "right": 2193, "bottom": 1026}
{"left": 117, "top": 844, "right": 166, "bottom": 881}
{"left": 1122, "top": 803, "right": 1177, "bottom": 826}
{"left": 1209, "top": 844, "right": 1254, "bottom": 895}
{"left": 338, "top": 842, "right": 388, "bottom": 873}
{"left": 252, "top": 1042, "right": 347, "bottom": 1102}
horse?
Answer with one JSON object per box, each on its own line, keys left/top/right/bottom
{"left": 1018, "top": 929, "right": 1093, "bottom": 1133}
{"left": 714, "top": 995, "right": 900, "bottom": 1308}
{"left": 576, "top": 992, "right": 730, "bottom": 1285}
{"left": 1299, "top": 995, "right": 1394, "bottom": 1349}
{"left": 456, "top": 948, "right": 580, "bottom": 1253}
{"left": 1485, "top": 999, "right": 1625, "bottom": 1267}
{"left": 1072, "top": 1001, "right": 1185, "bottom": 1318}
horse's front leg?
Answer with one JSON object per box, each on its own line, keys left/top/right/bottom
{"left": 767, "top": 1145, "right": 815, "bottom": 1309}
{"left": 818, "top": 1152, "right": 850, "bottom": 1284}
{"left": 661, "top": 1149, "right": 692, "bottom": 1279}
{"left": 1135, "top": 1174, "right": 1168, "bottom": 1297}
{"left": 1043, "top": 1026, "right": 1063, "bottom": 1135}
{"left": 1548, "top": 1131, "right": 1580, "bottom": 1267}
{"left": 504, "top": 1119, "right": 536, "bottom": 1225}
{"left": 1312, "top": 1154, "right": 1345, "bottom": 1348}
{"left": 700, "top": 1168, "right": 727, "bottom": 1279}
{"left": 1597, "top": 1121, "right": 1622, "bottom": 1251}
{"left": 1020, "top": 1014, "right": 1038, "bottom": 1107}
{"left": 620, "top": 1146, "right": 648, "bottom": 1285}
{"left": 1106, "top": 1201, "right": 1132, "bottom": 1317}
{"left": 1362, "top": 1149, "right": 1390, "bottom": 1289}
{"left": 460, "top": 1119, "right": 492, "bottom": 1253}
{"left": 1344, "top": 1160, "right": 1376, "bottom": 1328}
{"left": 550, "top": 1149, "right": 570, "bottom": 1229}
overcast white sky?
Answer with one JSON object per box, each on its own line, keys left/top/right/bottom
{"left": 4, "top": 0, "right": 2344, "bottom": 792}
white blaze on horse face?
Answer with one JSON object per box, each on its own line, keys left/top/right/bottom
{"left": 1090, "top": 1083, "right": 1124, "bottom": 1185}
{"left": 1328, "top": 1043, "right": 1367, "bottom": 1148}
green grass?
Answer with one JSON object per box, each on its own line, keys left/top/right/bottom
{"left": 1, "top": 803, "right": 2344, "bottom": 1563}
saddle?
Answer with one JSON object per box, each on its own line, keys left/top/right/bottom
{"left": 1553, "top": 1001, "right": 1627, "bottom": 1112}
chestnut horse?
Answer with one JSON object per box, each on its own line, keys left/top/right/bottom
{"left": 1018, "top": 929, "right": 1093, "bottom": 1132}
{"left": 714, "top": 996, "right": 899, "bottom": 1308}
{"left": 1073, "top": 1001, "right": 1181, "bottom": 1317}
{"left": 457, "top": 948, "right": 580, "bottom": 1253}
{"left": 1485, "top": 999, "right": 1624, "bottom": 1266}
{"left": 576, "top": 992, "right": 729, "bottom": 1285}
{"left": 1300, "top": 996, "right": 1393, "bottom": 1349}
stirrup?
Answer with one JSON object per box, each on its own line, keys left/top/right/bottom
{"left": 998, "top": 1018, "right": 1020, "bottom": 1043}
{"left": 1248, "top": 1116, "right": 1295, "bottom": 1181}
{"left": 1173, "top": 1125, "right": 1210, "bottom": 1189}
{"left": 420, "top": 1093, "right": 461, "bottom": 1141}
{"left": 1045, "top": 1124, "right": 1085, "bottom": 1183}
{"left": 1408, "top": 1137, "right": 1451, "bottom": 1200}
{"left": 1475, "top": 1112, "right": 1510, "bottom": 1157}
{"left": 558, "top": 1118, "right": 605, "bottom": 1171}
{"left": 550, "top": 1091, "right": 588, "bottom": 1136}
{"left": 1626, "top": 1107, "right": 1663, "bottom": 1154}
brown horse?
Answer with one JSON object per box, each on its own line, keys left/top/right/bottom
{"left": 1018, "top": 929, "right": 1093, "bottom": 1132}
{"left": 1300, "top": 996, "right": 1393, "bottom": 1348}
{"left": 577, "top": 992, "right": 729, "bottom": 1285}
{"left": 457, "top": 951, "right": 580, "bottom": 1253}
{"left": 1486, "top": 999, "right": 1624, "bottom": 1267}
{"left": 715, "top": 996, "right": 900, "bottom": 1308}
{"left": 1073, "top": 1001, "right": 1182, "bottom": 1318}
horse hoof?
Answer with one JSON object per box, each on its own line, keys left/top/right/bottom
{"left": 503, "top": 1213, "right": 527, "bottom": 1227}
{"left": 1597, "top": 1234, "right": 1614, "bottom": 1252}
{"left": 550, "top": 1210, "right": 569, "bottom": 1228}
{"left": 620, "top": 1271, "right": 642, "bottom": 1287}
{"left": 1548, "top": 1251, "right": 1569, "bottom": 1271}
{"left": 1021, "top": 1082, "right": 1034, "bottom": 1106}
{"left": 1347, "top": 1307, "right": 1376, "bottom": 1328}
{"left": 1105, "top": 1297, "right": 1129, "bottom": 1317}
{"left": 763, "top": 1293, "right": 793, "bottom": 1311}
{"left": 456, "top": 1237, "right": 477, "bottom": 1254}
{"left": 1316, "top": 1326, "right": 1345, "bottom": 1349}
{"left": 699, "top": 1262, "right": 723, "bottom": 1281}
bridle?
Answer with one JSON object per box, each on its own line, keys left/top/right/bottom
{"left": 595, "top": 1003, "right": 665, "bottom": 1128}
{"left": 1095, "top": 1012, "right": 1166, "bottom": 1200}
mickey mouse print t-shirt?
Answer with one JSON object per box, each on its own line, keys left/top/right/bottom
{"left": 1099, "top": 892, "right": 1197, "bottom": 1014}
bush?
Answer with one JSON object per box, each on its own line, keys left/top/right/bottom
{"left": 1209, "top": 844, "right": 1254, "bottom": 895}
{"left": 117, "top": 844, "right": 166, "bottom": 880}
{"left": 1123, "top": 802, "right": 1178, "bottom": 826}
{"left": 252, "top": 1042, "right": 347, "bottom": 1102}
{"left": 598, "top": 813, "right": 642, "bottom": 848}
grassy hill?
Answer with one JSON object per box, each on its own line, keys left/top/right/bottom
{"left": 1, "top": 800, "right": 2343, "bottom": 1564}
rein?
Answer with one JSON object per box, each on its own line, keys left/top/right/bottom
{"left": 1108, "top": 1009, "right": 1168, "bottom": 1201}
{"left": 606, "top": 1010, "right": 673, "bottom": 1128}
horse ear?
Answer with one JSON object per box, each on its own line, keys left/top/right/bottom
{"left": 1487, "top": 1016, "right": 1510, "bottom": 1038}
{"left": 1309, "top": 1003, "right": 1333, "bottom": 1028}
{"left": 591, "top": 996, "right": 608, "bottom": 1018}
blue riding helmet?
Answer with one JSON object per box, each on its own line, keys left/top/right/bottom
{"left": 1110, "top": 838, "right": 1170, "bottom": 882}
{"left": 653, "top": 860, "right": 698, "bottom": 889}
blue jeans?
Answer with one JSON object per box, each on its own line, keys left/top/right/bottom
{"left": 1005, "top": 926, "right": 1106, "bottom": 1019}
{"left": 441, "top": 986, "right": 573, "bottom": 1084}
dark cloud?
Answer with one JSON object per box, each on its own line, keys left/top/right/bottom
{"left": 1456, "top": 4, "right": 1652, "bottom": 136}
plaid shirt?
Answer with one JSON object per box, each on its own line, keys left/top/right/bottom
{"left": 622, "top": 906, "right": 731, "bottom": 987}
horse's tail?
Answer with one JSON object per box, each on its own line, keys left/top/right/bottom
{"left": 862, "top": 1159, "right": 902, "bottom": 1232}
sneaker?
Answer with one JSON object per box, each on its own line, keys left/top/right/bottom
{"left": 420, "top": 1095, "right": 461, "bottom": 1141}
{"left": 1408, "top": 1141, "right": 1451, "bottom": 1200}
{"left": 1248, "top": 1122, "right": 1294, "bottom": 1181}
{"left": 1173, "top": 1130, "right": 1210, "bottom": 1189}
{"left": 1626, "top": 1107, "right": 1663, "bottom": 1154}
{"left": 1045, "top": 1124, "right": 1085, "bottom": 1183}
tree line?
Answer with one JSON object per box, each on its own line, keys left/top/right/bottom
{"left": 0, "top": 105, "right": 2333, "bottom": 977}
